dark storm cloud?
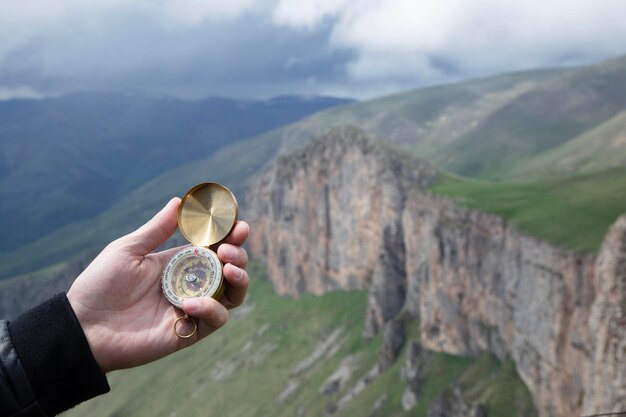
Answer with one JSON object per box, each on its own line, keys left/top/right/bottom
{"left": 1, "top": 1, "right": 626, "bottom": 100}
{"left": 0, "top": 11, "right": 353, "bottom": 99}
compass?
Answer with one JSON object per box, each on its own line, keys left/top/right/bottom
{"left": 161, "top": 246, "right": 223, "bottom": 308}
{"left": 161, "top": 182, "right": 238, "bottom": 337}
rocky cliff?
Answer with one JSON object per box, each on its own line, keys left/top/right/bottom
{"left": 247, "top": 126, "right": 626, "bottom": 417}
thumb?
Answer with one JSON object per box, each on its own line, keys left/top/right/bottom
{"left": 123, "top": 197, "right": 181, "bottom": 255}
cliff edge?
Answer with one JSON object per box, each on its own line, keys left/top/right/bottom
{"left": 247, "top": 126, "right": 626, "bottom": 417}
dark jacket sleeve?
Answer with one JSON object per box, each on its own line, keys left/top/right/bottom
{"left": 0, "top": 294, "right": 110, "bottom": 417}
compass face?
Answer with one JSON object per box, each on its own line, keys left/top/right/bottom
{"left": 161, "top": 246, "right": 223, "bottom": 308}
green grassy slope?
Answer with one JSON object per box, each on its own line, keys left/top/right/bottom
{"left": 64, "top": 273, "right": 535, "bottom": 417}
{"left": 257, "top": 69, "right": 561, "bottom": 160}
{"left": 438, "top": 55, "right": 626, "bottom": 177}
{"left": 432, "top": 167, "right": 626, "bottom": 252}
{"left": 241, "top": 55, "right": 626, "bottom": 179}
{"left": 503, "top": 109, "right": 626, "bottom": 180}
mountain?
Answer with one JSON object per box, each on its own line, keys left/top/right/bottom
{"left": 0, "top": 92, "right": 352, "bottom": 251}
{"left": 52, "top": 128, "right": 625, "bottom": 417}
{"left": 1, "top": 54, "right": 626, "bottom": 417}
{"left": 432, "top": 166, "right": 626, "bottom": 252}
{"left": 231, "top": 55, "right": 626, "bottom": 179}
{"left": 0, "top": 126, "right": 282, "bottom": 278}
{"left": 503, "top": 108, "right": 626, "bottom": 180}
{"left": 2, "top": 55, "right": 625, "bottom": 279}
{"left": 437, "top": 55, "right": 626, "bottom": 177}
{"left": 247, "top": 128, "right": 625, "bottom": 417}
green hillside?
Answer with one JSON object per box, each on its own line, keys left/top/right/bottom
{"left": 63, "top": 272, "right": 536, "bottom": 417}
{"left": 242, "top": 55, "right": 626, "bottom": 179}
{"left": 439, "top": 55, "right": 626, "bottom": 177}
{"left": 504, "top": 109, "right": 626, "bottom": 180}
{"left": 252, "top": 69, "right": 561, "bottom": 161}
{"left": 432, "top": 166, "right": 626, "bottom": 252}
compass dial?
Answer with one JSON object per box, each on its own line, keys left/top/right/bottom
{"left": 162, "top": 246, "right": 223, "bottom": 308}
{"left": 162, "top": 182, "right": 237, "bottom": 311}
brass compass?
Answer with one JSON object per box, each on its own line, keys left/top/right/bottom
{"left": 161, "top": 182, "right": 238, "bottom": 338}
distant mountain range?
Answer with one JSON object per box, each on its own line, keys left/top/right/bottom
{"left": 0, "top": 92, "right": 352, "bottom": 251}
{"left": 1, "top": 55, "right": 626, "bottom": 276}
{"left": 244, "top": 55, "right": 626, "bottom": 179}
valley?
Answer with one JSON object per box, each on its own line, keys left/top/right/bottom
{"left": 64, "top": 276, "right": 536, "bottom": 417}
{"left": 1, "top": 54, "right": 625, "bottom": 417}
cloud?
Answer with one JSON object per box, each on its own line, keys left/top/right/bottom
{"left": 0, "top": 0, "right": 625, "bottom": 99}
{"left": 273, "top": 0, "right": 626, "bottom": 83}
{"left": 0, "top": 0, "right": 349, "bottom": 98}
{"left": 0, "top": 86, "right": 43, "bottom": 100}
{"left": 160, "top": 0, "right": 256, "bottom": 24}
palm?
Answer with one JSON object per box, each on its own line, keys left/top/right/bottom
{"left": 67, "top": 198, "right": 249, "bottom": 373}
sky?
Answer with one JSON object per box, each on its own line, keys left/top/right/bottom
{"left": 0, "top": 0, "right": 625, "bottom": 100}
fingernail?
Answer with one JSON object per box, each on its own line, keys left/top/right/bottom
{"left": 184, "top": 298, "right": 201, "bottom": 313}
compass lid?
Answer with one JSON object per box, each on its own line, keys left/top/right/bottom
{"left": 178, "top": 182, "right": 238, "bottom": 247}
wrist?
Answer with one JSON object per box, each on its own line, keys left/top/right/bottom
{"left": 67, "top": 291, "right": 113, "bottom": 373}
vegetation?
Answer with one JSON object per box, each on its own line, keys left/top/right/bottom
{"left": 459, "top": 355, "right": 537, "bottom": 417}
{"left": 431, "top": 166, "right": 626, "bottom": 252}
{"left": 64, "top": 266, "right": 535, "bottom": 417}
{"left": 502, "top": 109, "right": 626, "bottom": 180}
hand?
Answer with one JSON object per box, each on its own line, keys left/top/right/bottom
{"left": 67, "top": 197, "right": 249, "bottom": 373}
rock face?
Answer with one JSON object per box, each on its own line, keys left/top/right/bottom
{"left": 584, "top": 215, "right": 626, "bottom": 414}
{"left": 247, "top": 127, "right": 626, "bottom": 417}
{"left": 427, "top": 386, "right": 487, "bottom": 417}
{"left": 248, "top": 126, "right": 437, "bottom": 298}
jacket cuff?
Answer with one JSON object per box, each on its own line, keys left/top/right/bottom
{"left": 8, "top": 293, "right": 110, "bottom": 416}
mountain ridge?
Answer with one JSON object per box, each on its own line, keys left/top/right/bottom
{"left": 234, "top": 55, "right": 626, "bottom": 179}
{"left": 247, "top": 127, "right": 626, "bottom": 417}
{"left": 0, "top": 92, "right": 352, "bottom": 251}
{"left": 2, "top": 54, "right": 626, "bottom": 278}
{"left": 503, "top": 108, "right": 626, "bottom": 179}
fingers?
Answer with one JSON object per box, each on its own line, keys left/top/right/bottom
{"left": 220, "top": 263, "right": 249, "bottom": 309}
{"left": 221, "top": 221, "right": 249, "bottom": 246}
{"left": 217, "top": 243, "right": 248, "bottom": 269}
{"left": 123, "top": 198, "right": 181, "bottom": 255}
{"left": 181, "top": 297, "right": 229, "bottom": 338}
{"left": 216, "top": 241, "right": 249, "bottom": 309}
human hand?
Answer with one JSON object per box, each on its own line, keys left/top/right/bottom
{"left": 67, "top": 197, "right": 249, "bottom": 373}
